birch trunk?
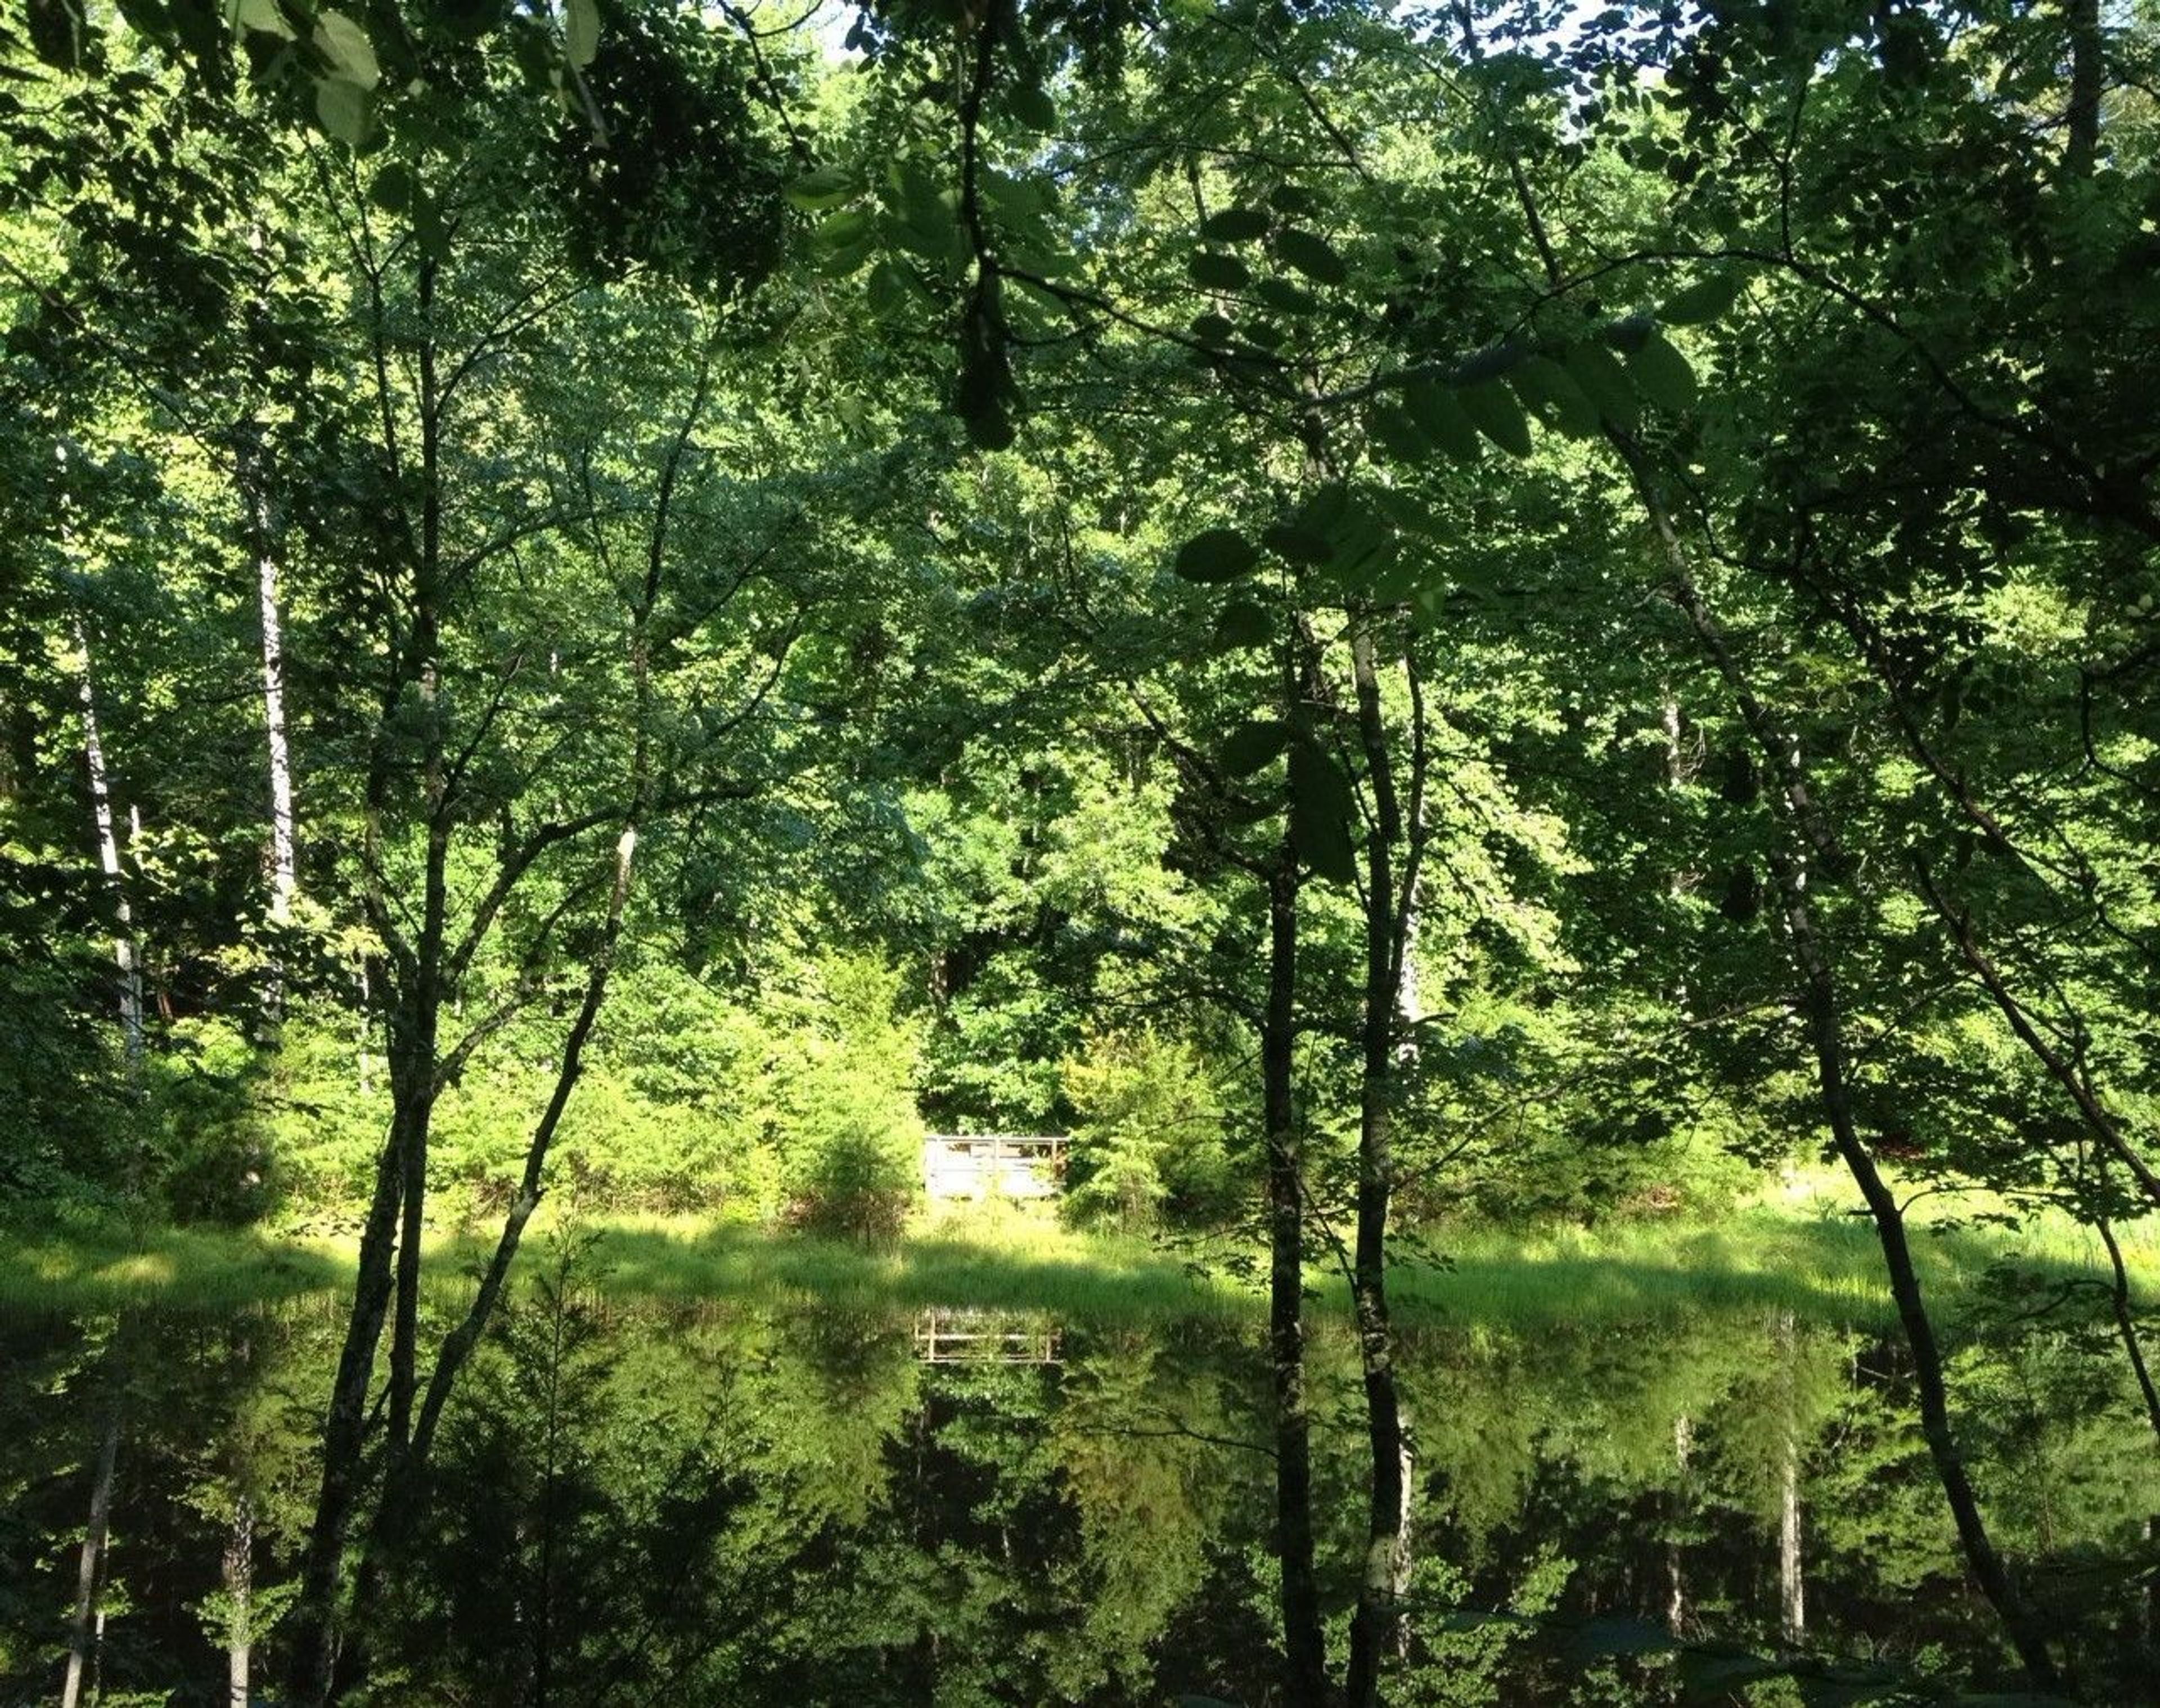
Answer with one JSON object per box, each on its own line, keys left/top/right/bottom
{"left": 1778, "top": 1313, "right": 1805, "bottom": 1643}
{"left": 1668, "top": 1413, "right": 1692, "bottom": 1635}
{"left": 240, "top": 432, "right": 298, "bottom": 1023}
{"left": 74, "top": 627, "right": 143, "bottom": 1081}
{"left": 225, "top": 1495, "right": 253, "bottom": 1706}
{"left": 60, "top": 1398, "right": 121, "bottom": 1708}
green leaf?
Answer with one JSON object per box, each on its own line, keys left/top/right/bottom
{"left": 1627, "top": 332, "right": 1698, "bottom": 411}
{"left": 1005, "top": 82, "right": 1056, "bottom": 133}
{"left": 232, "top": 0, "right": 295, "bottom": 40}
{"left": 866, "top": 258, "right": 920, "bottom": 320}
{"left": 1274, "top": 228, "right": 1347, "bottom": 286}
{"left": 314, "top": 78, "right": 372, "bottom": 146}
{"left": 1173, "top": 528, "right": 1261, "bottom": 583}
{"left": 313, "top": 10, "right": 379, "bottom": 88}
{"left": 1190, "top": 252, "right": 1251, "bottom": 292}
{"left": 786, "top": 164, "right": 857, "bottom": 212}
{"left": 1563, "top": 341, "right": 1640, "bottom": 430}
{"left": 1212, "top": 599, "right": 1272, "bottom": 651}
{"left": 564, "top": 0, "right": 598, "bottom": 67}
{"left": 818, "top": 208, "right": 872, "bottom": 250}
{"left": 1190, "top": 312, "right": 1237, "bottom": 347}
{"left": 1457, "top": 382, "right": 1532, "bottom": 457}
{"left": 1508, "top": 355, "right": 1600, "bottom": 437}
{"left": 1658, "top": 270, "right": 1745, "bottom": 325}
{"left": 1261, "top": 522, "right": 1333, "bottom": 567}
{"left": 367, "top": 163, "right": 414, "bottom": 214}
{"left": 1200, "top": 206, "right": 1270, "bottom": 243}
{"left": 1406, "top": 380, "right": 1482, "bottom": 461}
{"left": 1222, "top": 720, "right": 1288, "bottom": 776}
{"left": 1367, "top": 405, "right": 1428, "bottom": 462}
{"left": 1289, "top": 741, "right": 1357, "bottom": 882}
{"left": 1252, "top": 277, "right": 1317, "bottom": 316}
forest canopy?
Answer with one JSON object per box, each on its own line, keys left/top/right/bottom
{"left": 2, "top": 0, "right": 2157, "bottom": 1700}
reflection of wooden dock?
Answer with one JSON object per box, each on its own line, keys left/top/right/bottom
{"left": 922, "top": 1134, "right": 1068, "bottom": 1203}
{"left": 914, "top": 1309, "right": 1061, "bottom": 1364}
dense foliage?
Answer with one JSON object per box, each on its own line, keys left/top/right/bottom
{"left": 1, "top": 0, "right": 2155, "bottom": 1700}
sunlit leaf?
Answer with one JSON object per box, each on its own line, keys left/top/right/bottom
{"left": 314, "top": 78, "right": 371, "bottom": 146}
{"left": 786, "top": 164, "right": 857, "bottom": 212}
{"left": 564, "top": 0, "right": 599, "bottom": 68}
{"left": 313, "top": 10, "right": 379, "bottom": 88}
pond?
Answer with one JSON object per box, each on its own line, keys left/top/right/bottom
{"left": 2, "top": 1261, "right": 2153, "bottom": 1705}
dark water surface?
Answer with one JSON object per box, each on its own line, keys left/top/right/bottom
{"left": 2, "top": 1275, "right": 2154, "bottom": 1704}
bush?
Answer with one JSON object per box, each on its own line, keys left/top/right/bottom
{"left": 1061, "top": 1029, "right": 1232, "bottom": 1231}
{"left": 772, "top": 953, "right": 924, "bottom": 1240}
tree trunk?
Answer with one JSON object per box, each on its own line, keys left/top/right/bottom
{"left": 73, "top": 617, "right": 143, "bottom": 1084}
{"left": 289, "top": 1085, "right": 414, "bottom": 1705}
{"left": 225, "top": 1494, "right": 253, "bottom": 1707}
{"left": 1616, "top": 441, "right": 2062, "bottom": 1691}
{"left": 1668, "top": 1413, "right": 1691, "bottom": 1635}
{"left": 2066, "top": 0, "right": 2102, "bottom": 177}
{"left": 60, "top": 1394, "right": 121, "bottom": 1708}
{"left": 1768, "top": 846, "right": 2058, "bottom": 1687}
{"left": 1264, "top": 850, "right": 1328, "bottom": 1706}
{"left": 239, "top": 430, "right": 298, "bottom": 1026}
{"left": 1346, "top": 622, "right": 1414, "bottom": 1708}
{"left": 2094, "top": 1200, "right": 2160, "bottom": 1448}
{"left": 1777, "top": 1313, "right": 1805, "bottom": 1644}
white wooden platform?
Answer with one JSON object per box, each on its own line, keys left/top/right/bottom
{"left": 921, "top": 1134, "right": 1068, "bottom": 1203}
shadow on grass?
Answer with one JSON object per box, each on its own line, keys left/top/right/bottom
{"left": 0, "top": 1216, "right": 349, "bottom": 1315}
{"left": 0, "top": 1206, "right": 2140, "bottom": 1329}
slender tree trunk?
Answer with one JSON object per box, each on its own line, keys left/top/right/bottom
{"left": 60, "top": 1392, "right": 121, "bottom": 1708}
{"left": 388, "top": 256, "right": 447, "bottom": 1463}
{"left": 225, "top": 1494, "right": 253, "bottom": 1707}
{"left": 289, "top": 1084, "right": 411, "bottom": 1705}
{"left": 1264, "top": 849, "right": 1328, "bottom": 1706}
{"left": 1668, "top": 1413, "right": 1692, "bottom": 1635}
{"left": 239, "top": 430, "right": 298, "bottom": 1026}
{"left": 1346, "top": 623, "right": 1414, "bottom": 1708}
{"left": 2066, "top": 0, "right": 2103, "bottom": 177}
{"left": 1777, "top": 1313, "right": 1805, "bottom": 1643}
{"left": 1614, "top": 443, "right": 2062, "bottom": 1690}
{"left": 2094, "top": 1201, "right": 2160, "bottom": 1448}
{"left": 1769, "top": 847, "right": 2059, "bottom": 1687}
{"left": 73, "top": 618, "right": 143, "bottom": 1084}
{"left": 56, "top": 443, "right": 145, "bottom": 1089}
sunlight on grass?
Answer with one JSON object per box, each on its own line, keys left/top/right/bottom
{"left": 2, "top": 1180, "right": 2149, "bottom": 1327}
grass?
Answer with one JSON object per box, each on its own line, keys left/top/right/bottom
{"left": 2, "top": 1168, "right": 2150, "bottom": 1327}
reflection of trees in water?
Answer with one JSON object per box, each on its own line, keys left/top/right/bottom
{"left": 0, "top": 1299, "right": 2152, "bottom": 1702}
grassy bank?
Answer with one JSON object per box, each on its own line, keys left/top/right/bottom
{"left": 3, "top": 1171, "right": 2150, "bottom": 1327}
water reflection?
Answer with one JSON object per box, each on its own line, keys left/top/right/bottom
{"left": 1, "top": 1287, "right": 2153, "bottom": 1703}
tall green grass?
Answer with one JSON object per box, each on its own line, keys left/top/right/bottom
{"left": 2, "top": 1179, "right": 2148, "bottom": 1327}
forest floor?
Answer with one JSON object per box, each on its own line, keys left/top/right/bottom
{"left": 3, "top": 1166, "right": 2151, "bottom": 1325}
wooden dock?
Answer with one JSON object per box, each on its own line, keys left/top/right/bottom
{"left": 913, "top": 1308, "right": 1061, "bottom": 1364}
{"left": 921, "top": 1133, "right": 1068, "bottom": 1203}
